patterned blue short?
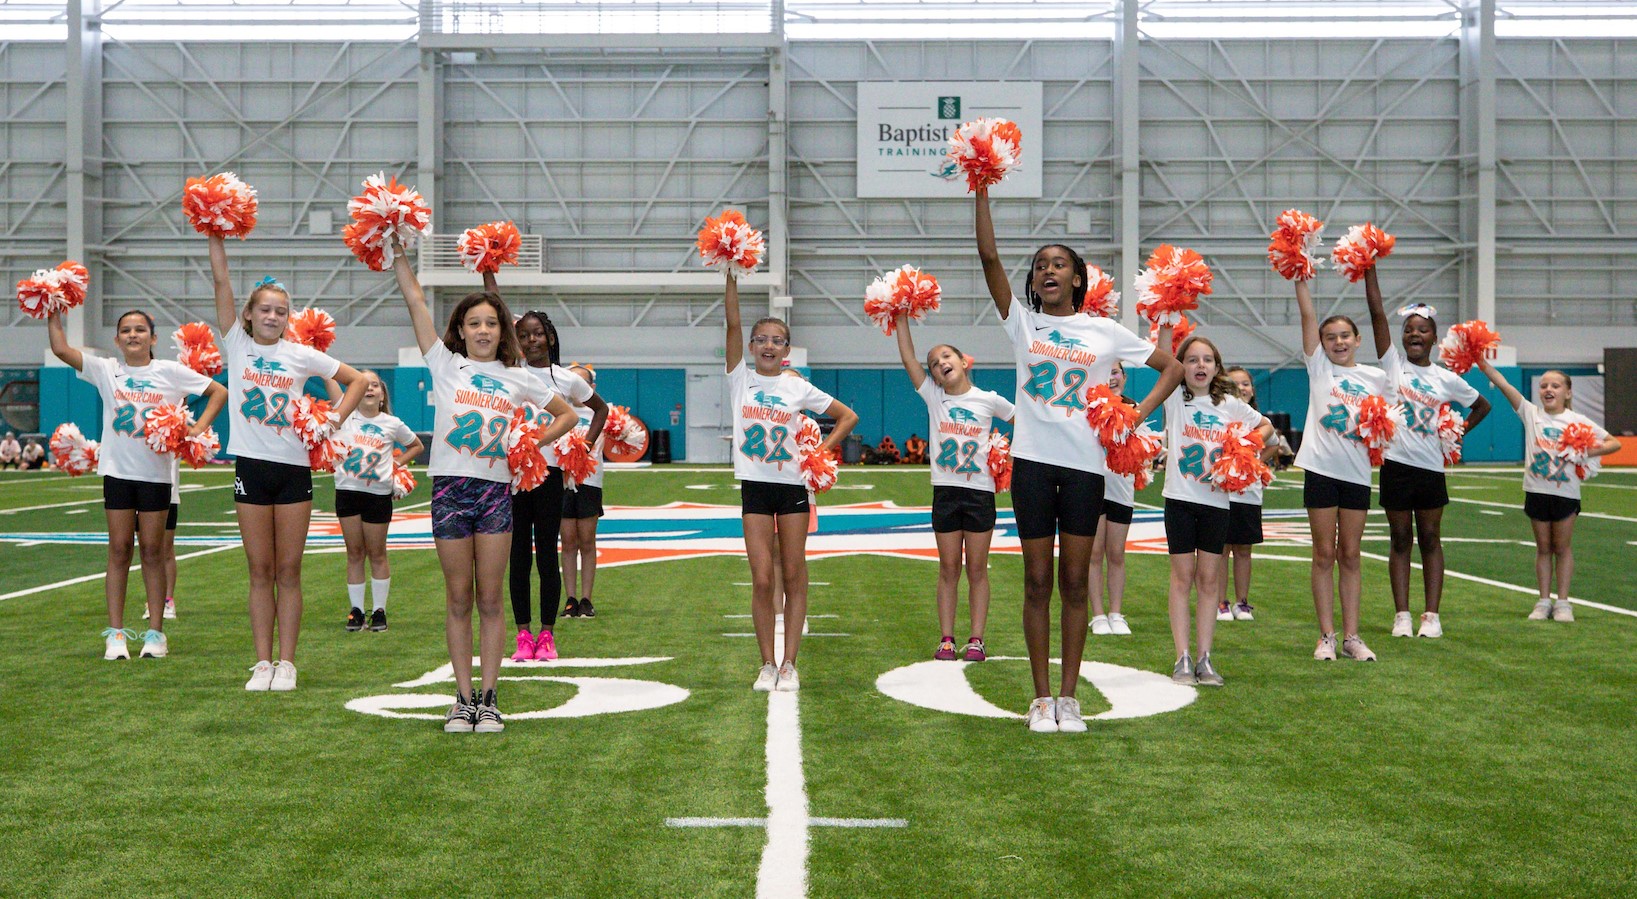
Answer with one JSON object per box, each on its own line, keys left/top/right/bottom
{"left": 432, "top": 476, "right": 513, "bottom": 540}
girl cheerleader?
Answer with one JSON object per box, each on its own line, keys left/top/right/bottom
{"left": 1089, "top": 363, "right": 1136, "bottom": 637}
{"left": 1221, "top": 366, "right": 1270, "bottom": 622}
{"left": 391, "top": 249, "right": 577, "bottom": 732}
{"left": 1157, "top": 329, "right": 1272, "bottom": 686}
{"left": 975, "top": 187, "right": 1182, "bottom": 732}
{"left": 1364, "top": 274, "right": 1491, "bottom": 638}
{"left": 210, "top": 236, "right": 368, "bottom": 690}
{"left": 560, "top": 363, "right": 609, "bottom": 620}
{"left": 724, "top": 274, "right": 857, "bottom": 692}
{"left": 504, "top": 292, "right": 608, "bottom": 659}
{"left": 892, "top": 314, "right": 1014, "bottom": 662}
{"left": 47, "top": 309, "right": 226, "bottom": 660}
{"left": 1474, "top": 362, "right": 1619, "bottom": 621}
{"left": 328, "top": 371, "right": 423, "bottom": 633}
{"left": 1292, "top": 279, "right": 1396, "bottom": 662}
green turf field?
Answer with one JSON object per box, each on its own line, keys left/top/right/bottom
{"left": 2, "top": 464, "right": 1634, "bottom": 897}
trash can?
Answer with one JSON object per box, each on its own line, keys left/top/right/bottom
{"left": 841, "top": 434, "right": 863, "bottom": 464}
{"left": 651, "top": 428, "right": 672, "bottom": 464}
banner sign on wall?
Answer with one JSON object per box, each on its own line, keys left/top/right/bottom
{"left": 856, "top": 81, "right": 1044, "bottom": 199}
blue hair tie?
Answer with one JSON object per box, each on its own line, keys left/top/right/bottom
{"left": 254, "top": 276, "right": 286, "bottom": 291}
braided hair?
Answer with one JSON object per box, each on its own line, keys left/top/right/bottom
{"left": 1025, "top": 244, "right": 1090, "bottom": 313}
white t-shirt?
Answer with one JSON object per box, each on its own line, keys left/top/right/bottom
{"left": 78, "top": 355, "right": 214, "bottom": 485}
{"left": 333, "top": 411, "right": 416, "bottom": 496}
{"left": 1000, "top": 302, "right": 1157, "bottom": 472}
{"left": 1105, "top": 470, "right": 1137, "bottom": 508}
{"left": 728, "top": 360, "right": 836, "bottom": 486}
{"left": 1383, "top": 345, "right": 1481, "bottom": 473}
{"left": 1517, "top": 400, "right": 1608, "bottom": 500}
{"left": 425, "top": 341, "right": 555, "bottom": 484}
{"left": 527, "top": 364, "right": 595, "bottom": 469}
{"left": 571, "top": 402, "right": 606, "bottom": 490}
{"left": 917, "top": 379, "right": 1015, "bottom": 493}
{"left": 1161, "top": 390, "right": 1264, "bottom": 510}
{"left": 171, "top": 462, "right": 181, "bottom": 505}
{"left": 221, "top": 326, "right": 342, "bottom": 467}
{"left": 1294, "top": 348, "right": 1396, "bottom": 487}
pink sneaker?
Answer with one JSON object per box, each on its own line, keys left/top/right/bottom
{"left": 533, "top": 629, "right": 558, "bottom": 662}
{"left": 511, "top": 628, "right": 535, "bottom": 662}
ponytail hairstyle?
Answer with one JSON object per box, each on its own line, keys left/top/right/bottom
{"left": 443, "top": 290, "right": 523, "bottom": 367}
{"left": 114, "top": 309, "right": 157, "bottom": 363}
{"left": 1224, "top": 364, "right": 1258, "bottom": 410}
{"left": 1026, "top": 244, "right": 1090, "bottom": 313}
{"left": 1177, "top": 335, "right": 1236, "bottom": 405}
{"left": 240, "top": 276, "right": 290, "bottom": 336}
{"left": 1540, "top": 369, "right": 1574, "bottom": 410}
{"left": 517, "top": 310, "right": 562, "bottom": 365}
{"left": 924, "top": 343, "right": 970, "bottom": 386}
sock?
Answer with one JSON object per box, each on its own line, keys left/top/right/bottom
{"left": 347, "top": 581, "right": 366, "bottom": 612}
{"left": 370, "top": 577, "right": 390, "bottom": 612}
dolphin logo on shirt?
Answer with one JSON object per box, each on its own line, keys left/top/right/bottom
{"left": 122, "top": 377, "right": 155, "bottom": 390}
{"left": 469, "top": 373, "right": 510, "bottom": 395}
{"left": 1337, "top": 380, "right": 1369, "bottom": 397}
{"left": 1191, "top": 410, "right": 1222, "bottom": 428}
{"left": 947, "top": 408, "right": 980, "bottom": 424}
{"left": 251, "top": 358, "right": 286, "bottom": 373}
{"left": 358, "top": 422, "right": 385, "bottom": 437}
{"left": 753, "top": 391, "right": 786, "bottom": 408}
{"left": 1410, "top": 376, "right": 1437, "bottom": 395}
{"left": 1046, "top": 331, "right": 1086, "bottom": 351}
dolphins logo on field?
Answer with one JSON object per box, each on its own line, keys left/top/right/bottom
{"left": 947, "top": 408, "right": 980, "bottom": 424}
{"left": 469, "top": 373, "right": 510, "bottom": 395}
{"left": 251, "top": 358, "right": 286, "bottom": 373}
{"left": 753, "top": 391, "right": 786, "bottom": 408}
{"left": 1046, "top": 331, "right": 1086, "bottom": 351}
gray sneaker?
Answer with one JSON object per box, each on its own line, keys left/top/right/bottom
{"left": 1171, "top": 653, "right": 1196, "bottom": 685}
{"left": 1055, "top": 696, "right": 1087, "bottom": 733}
{"left": 1551, "top": 600, "right": 1575, "bottom": 623}
{"left": 1527, "top": 599, "right": 1553, "bottom": 620}
{"left": 1194, "top": 652, "right": 1224, "bottom": 687}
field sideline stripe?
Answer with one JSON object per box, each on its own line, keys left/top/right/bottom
{"left": 0, "top": 543, "right": 240, "bottom": 602}
{"left": 758, "top": 692, "right": 808, "bottom": 899}
{"left": 0, "top": 481, "right": 237, "bottom": 515}
{"left": 1446, "top": 496, "right": 1637, "bottom": 523}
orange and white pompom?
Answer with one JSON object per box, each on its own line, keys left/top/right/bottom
{"left": 863, "top": 264, "right": 941, "bottom": 335}
{"left": 1210, "top": 423, "right": 1273, "bottom": 495}
{"left": 696, "top": 209, "right": 765, "bottom": 279}
{"left": 457, "top": 221, "right": 522, "bottom": 274}
{"left": 181, "top": 172, "right": 259, "bottom": 239}
{"left": 141, "top": 403, "right": 193, "bottom": 456}
{"left": 1085, "top": 383, "right": 1140, "bottom": 446}
{"left": 49, "top": 422, "right": 99, "bottom": 476}
{"left": 1108, "top": 424, "right": 1164, "bottom": 491}
{"left": 343, "top": 172, "right": 432, "bottom": 272}
{"left": 16, "top": 261, "right": 90, "bottom": 320}
{"left": 795, "top": 416, "right": 837, "bottom": 494}
{"left": 1437, "top": 320, "right": 1501, "bottom": 375}
{"left": 178, "top": 429, "right": 220, "bottom": 469}
{"left": 289, "top": 394, "right": 335, "bottom": 451}
{"left": 986, "top": 431, "right": 1013, "bottom": 492}
{"left": 284, "top": 308, "right": 336, "bottom": 353}
{"left": 946, "top": 118, "right": 1022, "bottom": 193}
{"left": 1148, "top": 314, "right": 1195, "bottom": 355}
{"left": 1082, "top": 265, "right": 1120, "bottom": 319}
{"left": 553, "top": 429, "right": 599, "bottom": 488}
{"left": 172, "top": 322, "right": 222, "bottom": 376}
{"left": 796, "top": 415, "right": 823, "bottom": 456}
{"left": 1267, "top": 209, "right": 1325, "bottom": 282}
{"left": 1331, "top": 223, "right": 1396, "bottom": 282}
{"left": 1353, "top": 394, "right": 1400, "bottom": 466}
{"left": 1557, "top": 422, "right": 1602, "bottom": 481}
{"left": 1133, "top": 245, "right": 1212, "bottom": 327}
{"left": 1436, "top": 404, "right": 1466, "bottom": 467}
{"left": 391, "top": 462, "right": 416, "bottom": 500}
{"left": 602, "top": 405, "right": 647, "bottom": 458}
{"left": 506, "top": 405, "right": 549, "bottom": 493}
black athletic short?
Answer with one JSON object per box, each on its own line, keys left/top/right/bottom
{"left": 1226, "top": 501, "right": 1263, "bottom": 546}
{"left": 234, "top": 456, "right": 313, "bottom": 506}
{"left": 104, "top": 476, "right": 172, "bottom": 513}
{"left": 1303, "top": 470, "right": 1371, "bottom": 512}
{"left": 335, "top": 488, "right": 394, "bottom": 524}
{"left": 1165, "top": 498, "right": 1230, "bottom": 555}
{"left": 166, "top": 503, "right": 179, "bottom": 530}
{"left": 1011, "top": 457, "right": 1103, "bottom": 540}
{"left": 1379, "top": 459, "right": 1449, "bottom": 511}
{"left": 741, "top": 480, "right": 809, "bottom": 517}
{"left": 1103, "top": 501, "right": 1134, "bottom": 526}
{"left": 931, "top": 485, "right": 997, "bottom": 533}
{"left": 1524, "top": 492, "right": 1581, "bottom": 523}
{"left": 562, "top": 484, "right": 605, "bottom": 520}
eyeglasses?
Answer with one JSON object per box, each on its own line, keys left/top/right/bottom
{"left": 750, "top": 335, "right": 789, "bottom": 347}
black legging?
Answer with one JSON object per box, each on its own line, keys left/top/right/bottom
{"left": 509, "top": 468, "right": 565, "bottom": 630}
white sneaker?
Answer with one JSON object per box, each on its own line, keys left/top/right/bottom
{"left": 163, "top": 598, "right": 177, "bottom": 620}
{"left": 139, "top": 630, "right": 168, "bottom": 659}
{"left": 1551, "top": 600, "right": 1575, "bottom": 623}
{"left": 1392, "top": 611, "right": 1414, "bottom": 638}
{"left": 752, "top": 663, "right": 778, "bottom": 692}
{"left": 1527, "top": 599, "right": 1553, "bottom": 620}
{"left": 1055, "top": 696, "right": 1087, "bottom": 733}
{"left": 1108, "top": 613, "right": 1132, "bottom": 636}
{"left": 1417, "top": 612, "right": 1442, "bottom": 638}
{"left": 270, "top": 660, "right": 298, "bottom": 692}
{"left": 102, "top": 628, "right": 133, "bottom": 661}
{"left": 774, "top": 662, "right": 799, "bottom": 692}
{"left": 1215, "top": 603, "right": 1233, "bottom": 621}
{"left": 245, "top": 660, "right": 274, "bottom": 691}
{"left": 1026, "top": 697, "right": 1059, "bottom": 733}
{"left": 1090, "top": 615, "right": 1112, "bottom": 635}
{"left": 1231, "top": 602, "right": 1255, "bottom": 621}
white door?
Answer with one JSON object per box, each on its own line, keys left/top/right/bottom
{"left": 685, "top": 365, "right": 729, "bottom": 463}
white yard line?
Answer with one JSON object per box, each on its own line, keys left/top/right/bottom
{"left": 1446, "top": 495, "right": 1637, "bottom": 523}
{"left": 757, "top": 691, "right": 809, "bottom": 899}
{"left": 0, "top": 543, "right": 241, "bottom": 602}
{"left": 0, "top": 481, "right": 237, "bottom": 515}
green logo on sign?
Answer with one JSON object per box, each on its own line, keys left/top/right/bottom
{"left": 938, "top": 96, "right": 960, "bottom": 120}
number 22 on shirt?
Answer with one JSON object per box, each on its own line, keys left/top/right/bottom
{"left": 446, "top": 410, "right": 508, "bottom": 459}
{"left": 1023, "top": 361, "right": 1087, "bottom": 414}
{"left": 741, "top": 423, "right": 794, "bottom": 463}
